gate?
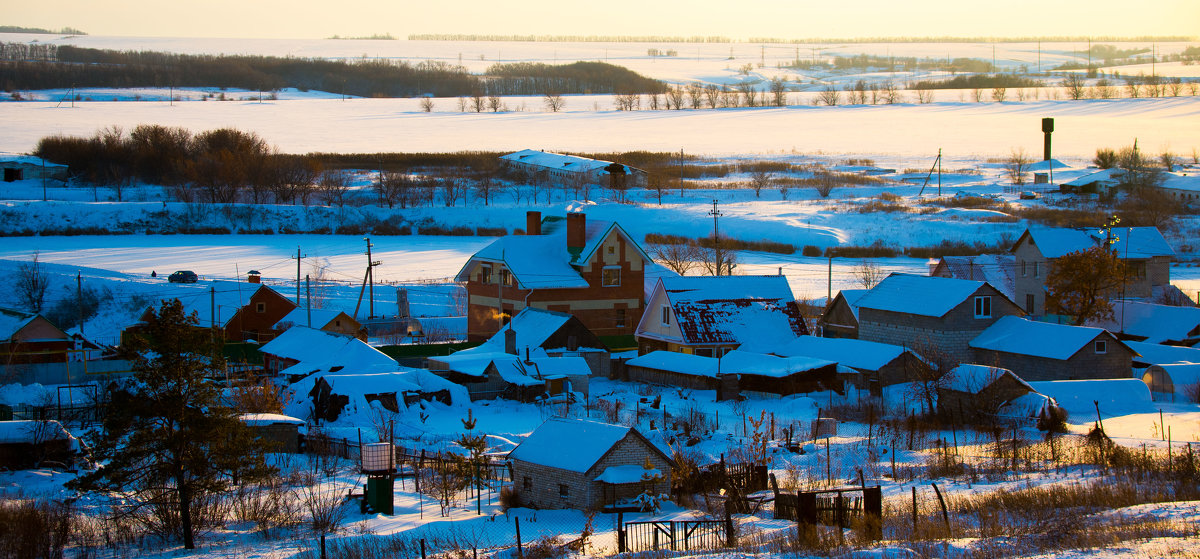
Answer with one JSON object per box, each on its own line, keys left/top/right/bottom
{"left": 621, "top": 519, "right": 727, "bottom": 552}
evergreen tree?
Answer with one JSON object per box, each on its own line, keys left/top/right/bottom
{"left": 71, "top": 299, "right": 273, "bottom": 549}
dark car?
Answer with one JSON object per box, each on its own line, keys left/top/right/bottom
{"left": 168, "top": 270, "right": 198, "bottom": 283}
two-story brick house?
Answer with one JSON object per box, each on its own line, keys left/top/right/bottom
{"left": 856, "top": 274, "right": 1022, "bottom": 366}
{"left": 456, "top": 211, "right": 649, "bottom": 342}
{"left": 508, "top": 418, "right": 673, "bottom": 511}
{"left": 1011, "top": 227, "right": 1174, "bottom": 316}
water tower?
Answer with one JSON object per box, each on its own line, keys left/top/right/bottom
{"left": 360, "top": 442, "right": 395, "bottom": 515}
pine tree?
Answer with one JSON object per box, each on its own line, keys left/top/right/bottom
{"left": 71, "top": 299, "right": 273, "bottom": 549}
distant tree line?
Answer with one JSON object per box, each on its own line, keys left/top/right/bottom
{"left": 410, "top": 34, "right": 1195, "bottom": 44}
{"left": 910, "top": 74, "right": 1043, "bottom": 90}
{"left": 787, "top": 54, "right": 994, "bottom": 73}
{"left": 0, "top": 25, "right": 86, "bottom": 34}
{"left": 409, "top": 34, "right": 733, "bottom": 43}
{"left": 0, "top": 45, "right": 665, "bottom": 97}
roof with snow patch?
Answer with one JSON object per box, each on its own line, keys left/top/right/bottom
{"left": 1091, "top": 301, "right": 1200, "bottom": 345}
{"left": 1160, "top": 171, "right": 1200, "bottom": 193}
{"left": 1126, "top": 341, "right": 1200, "bottom": 366}
{"left": 626, "top": 351, "right": 720, "bottom": 377}
{"left": 970, "top": 316, "right": 1126, "bottom": 361}
{"left": 500, "top": 149, "right": 617, "bottom": 174}
{"left": 855, "top": 274, "right": 987, "bottom": 318}
{"left": 720, "top": 349, "right": 835, "bottom": 378}
{"left": 775, "top": 335, "right": 910, "bottom": 372}
{"left": 942, "top": 364, "right": 1032, "bottom": 394}
{"left": 274, "top": 308, "right": 354, "bottom": 331}
{"left": 1018, "top": 227, "right": 1173, "bottom": 260}
{"left": 508, "top": 417, "right": 671, "bottom": 473}
{"left": 935, "top": 254, "right": 1015, "bottom": 300}
{"left": 650, "top": 275, "right": 807, "bottom": 351}
{"left": 261, "top": 326, "right": 396, "bottom": 372}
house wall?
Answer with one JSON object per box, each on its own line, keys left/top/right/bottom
{"left": 970, "top": 334, "right": 1133, "bottom": 381}
{"left": 626, "top": 365, "right": 719, "bottom": 391}
{"left": 511, "top": 461, "right": 593, "bottom": 510}
{"left": 817, "top": 296, "right": 859, "bottom": 339}
{"left": 937, "top": 375, "right": 1032, "bottom": 421}
{"left": 225, "top": 287, "right": 297, "bottom": 342}
{"left": 587, "top": 434, "right": 672, "bottom": 508}
{"left": 1013, "top": 237, "right": 1048, "bottom": 315}
{"left": 858, "top": 284, "right": 1020, "bottom": 365}
{"left": 466, "top": 230, "right": 645, "bottom": 341}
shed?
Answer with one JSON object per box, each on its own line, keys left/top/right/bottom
{"left": 719, "top": 350, "right": 840, "bottom": 399}
{"left": 817, "top": 289, "right": 868, "bottom": 339}
{"left": 0, "top": 420, "right": 80, "bottom": 469}
{"left": 936, "top": 364, "right": 1039, "bottom": 422}
{"left": 1142, "top": 364, "right": 1200, "bottom": 403}
{"left": 970, "top": 316, "right": 1135, "bottom": 381}
{"left": 775, "top": 335, "right": 930, "bottom": 393}
{"left": 239, "top": 413, "right": 304, "bottom": 453}
{"left": 508, "top": 418, "right": 674, "bottom": 511}
{"left": 625, "top": 350, "right": 721, "bottom": 390}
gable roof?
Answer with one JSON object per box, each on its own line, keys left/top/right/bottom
{"left": 832, "top": 289, "right": 869, "bottom": 320}
{"left": 260, "top": 326, "right": 396, "bottom": 371}
{"left": 0, "top": 313, "right": 69, "bottom": 343}
{"left": 274, "top": 308, "right": 356, "bottom": 331}
{"left": 935, "top": 254, "right": 1016, "bottom": 300}
{"left": 453, "top": 214, "right": 648, "bottom": 288}
{"left": 1016, "top": 227, "right": 1174, "bottom": 260}
{"left": 1062, "top": 168, "right": 1123, "bottom": 188}
{"left": 508, "top": 417, "right": 670, "bottom": 473}
{"left": 1125, "top": 341, "right": 1200, "bottom": 367}
{"left": 775, "top": 335, "right": 910, "bottom": 371}
{"left": 473, "top": 308, "right": 570, "bottom": 352}
{"left": 943, "top": 364, "right": 1033, "bottom": 394}
{"left": 855, "top": 274, "right": 989, "bottom": 318}
{"left": 626, "top": 350, "right": 720, "bottom": 377}
{"left": 970, "top": 316, "right": 1130, "bottom": 361}
{"left": 650, "top": 275, "right": 807, "bottom": 352}
{"left": 1092, "top": 301, "right": 1200, "bottom": 345}
{"left": 166, "top": 282, "right": 292, "bottom": 328}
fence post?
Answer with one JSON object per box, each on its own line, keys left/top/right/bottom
{"left": 420, "top": 538, "right": 426, "bottom": 559}
{"left": 931, "top": 483, "right": 951, "bottom": 537}
{"left": 864, "top": 486, "right": 882, "bottom": 541}
{"left": 724, "top": 504, "right": 736, "bottom": 547}
{"left": 617, "top": 512, "right": 625, "bottom": 553}
{"left": 911, "top": 486, "right": 918, "bottom": 536}
{"left": 515, "top": 516, "right": 523, "bottom": 558}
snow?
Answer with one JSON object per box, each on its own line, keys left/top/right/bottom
{"left": 1028, "top": 379, "right": 1153, "bottom": 417}
{"left": 0, "top": 312, "right": 37, "bottom": 340}
{"left": 970, "top": 316, "right": 1111, "bottom": 361}
{"left": 260, "top": 326, "right": 394, "bottom": 369}
{"left": 500, "top": 149, "right": 616, "bottom": 173}
{"left": 647, "top": 275, "right": 806, "bottom": 352}
{"left": 1126, "top": 341, "right": 1200, "bottom": 366}
{"left": 457, "top": 233, "right": 589, "bottom": 288}
{"left": 720, "top": 349, "right": 834, "bottom": 378}
{"left": 942, "top": 364, "right": 1031, "bottom": 394}
{"left": 1143, "top": 363, "right": 1200, "bottom": 401}
{"left": 774, "top": 335, "right": 908, "bottom": 372}
{"left": 507, "top": 417, "right": 633, "bottom": 473}
{"left": 0, "top": 420, "right": 72, "bottom": 444}
{"left": 274, "top": 307, "right": 346, "bottom": 330}
{"left": 472, "top": 308, "right": 573, "bottom": 353}
{"left": 1092, "top": 301, "right": 1200, "bottom": 345}
{"left": 594, "top": 464, "right": 661, "bottom": 484}
{"left": 855, "top": 273, "right": 985, "bottom": 318}
{"left": 626, "top": 350, "right": 719, "bottom": 377}
{"left": 1026, "top": 226, "right": 1174, "bottom": 259}
{"left": 934, "top": 254, "right": 1015, "bottom": 300}
{"left": 238, "top": 413, "right": 304, "bottom": 426}
{"left": 997, "top": 391, "right": 1058, "bottom": 419}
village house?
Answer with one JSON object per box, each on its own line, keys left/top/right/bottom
{"left": 508, "top": 418, "right": 673, "bottom": 511}
{"left": 1011, "top": 226, "right": 1174, "bottom": 316}
{"left": 1, "top": 313, "right": 73, "bottom": 366}
{"left": 636, "top": 275, "right": 808, "bottom": 356}
{"left": 929, "top": 254, "right": 1016, "bottom": 300}
{"left": 774, "top": 335, "right": 930, "bottom": 395}
{"left": 299, "top": 369, "right": 463, "bottom": 423}
{"left": 260, "top": 326, "right": 395, "bottom": 379}
{"left": 456, "top": 211, "right": 649, "bottom": 342}
{"left": 499, "top": 149, "right": 646, "bottom": 189}
{"left": 274, "top": 307, "right": 366, "bottom": 340}
{"left": 0, "top": 154, "right": 68, "bottom": 183}
{"left": 816, "top": 289, "right": 868, "bottom": 339}
{"left": 1158, "top": 171, "right": 1200, "bottom": 205}
{"left": 1090, "top": 300, "right": 1200, "bottom": 346}
{"left": 935, "top": 364, "right": 1055, "bottom": 423}
{"left": 969, "top": 316, "right": 1135, "bottom": 381}
{"left": 126, "top": 276, "right": 299, "bottom": 344}
{"left": 855, "top": 274, "right": 1022, "bottom": 365}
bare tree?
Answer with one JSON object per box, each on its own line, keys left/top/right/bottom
{"left": 853, "top": 260, "right": 884, "bottom": 290}
{"left": 882, "top": 81, "right": 901, "bottom": 104}
{"left": 613, "top": 92, "right": 639, "bottom": 111}
{"left": 543, "top": 92, "right": 565, "bottom": 112}
{"left": 748, "top": 170, "right": 772, "bottom": 198}
{"left": 687, "top": 83, "right": 704, "bottom": 109}
{"left": 648, "top": 173, "right": 669, "bottom": 205}
{"left": 736, "top": 82, "right": 758, "bottom": 107}
{"left": 1124, "top": 76, "right": 1142, "bottom": 98}
{"left": 487, "top": 94, "right": 503, "bottom": 112}
{"left": 1094, "top": 79, "right": 1115, "bottom": 99}
{"left": 1160, "top": 151, "right": 1177, "bottom": 172}
{"left": 814, "top": 174, "right": 838, "bottom": 198}
{"left": 665, "top": 86, "right": 685, "bottom": 110}
{"left": 991, "top": 87, "right": 1007, "bottom": 102}
{"left": 769, "top": 77, "right": 788, "bottom": 107}
{"left": 471, "top": 91, "right": 486, "bottom": 112}
{"left": 304, "top": 481, "right": 347, "bottom": 559}
{"left": 419, "top": 97, "right": 435, "bottom": 112}
{"left": 16, "top": 252, "right": 50, "bottom": 313}
{"left": 317, "top": 170, "right": 351, "bottom": 207}
{"left": 457, "top": 96, "right": 469, "bottom": 112}
{"left": 703, "top": 84, "right": 721, "bottom": 108}
{"left": 1062, "top": 74, "right": 1088, "bottom": 100}
{"left": 1005, "top": 148, "right": 1032, "bottom": 185}
{"left": 649, "top": 242, "right": 700, "bottom": 276}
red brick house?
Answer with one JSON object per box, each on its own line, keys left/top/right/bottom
{"left": 456, "top": 211, "right": 650, "bottom": 342}
{"left": 0, "top": 313, "right": 72, "bottom": 366}
{"left": 129, "top": 282, "right": 298, "bottom": 344}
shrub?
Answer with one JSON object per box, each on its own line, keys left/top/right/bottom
{"left": 825, "top": 243, "right": 897, "bottom": 258}
{"left": 476, "top": 226, "right": 507, "bottom": 236}
{"left": 802, "top": 245, "right": 822, "bottom": 257}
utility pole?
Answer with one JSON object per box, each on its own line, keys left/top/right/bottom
{"left": 306, "top": 275, "right": 312, "bottom": 328}
{"left": 76, "top": 272, "right": 83, "bottom": 337}
{"left": 291, "top": 246, "right": 306, "bottom": 305}
{"left": 709, "top": 199, "right": 723, "bottom": 276}
{"left": 827, "top": 255, "right": 832, "bottom": 301}
{"left": 679, "top": 149, "right": 684, "bottom": 197}
{"left": 365, "top": 238, "right": 381, "bottom": 319}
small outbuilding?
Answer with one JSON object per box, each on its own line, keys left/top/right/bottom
{"left": 1142, "top": 363, "right": 1200, "bottom": 403}
{"left": 969, "top": 316, "right": 1135, "bottom": 381}
{"left": 508, "top": 418, "right": 673, "bottom": 511}
{"left": 239, "top": 413, "right": 305, "bottom": 453}
{"left": 0, "top": 420, "right": 80, "bottom": 469}
{"left": 936, "top": 364, "right": 1043, "bottom": 422}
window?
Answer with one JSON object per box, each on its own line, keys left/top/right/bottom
{"left": 499, "top": 268, "right": 511, "bottom": 286}
{"left": 480, "top": 264, "right": 492, "bottom": 284}
{"left": 1025, "top": 294, "right": 1035, "bottom": 314}
{"left": 559, "top": 484, "right": 569, "bottom": 499}
{"left": 1129, "top": 262, "right": 1146, "bottom": 279}
{"left": 602, "top": 266, "right": 621, "bottom": 287}
{"left": 523, "top": 476, "right": 532, "bottom": 491}
{"left": 974, "top": 296, "right": 992, "bottom": 318}
{"left": 1094, "top": 340, "right": 1107, "bottom": 354}
{"left": 256, "top": 302, "right": 266, "bottom": 313}
{"left": 661, "top": 306, "right": 670, "bottom": 325}
{"left": 615, "top": 308, "right": 626, "bottom": 328}
{"left": 607, "top": 245, "right": 615, "bottom": 254}
{"left": 696, "top": 348, "right": 714, "bottom": 357}
{"left": 1033, "top": 261, "right": 1040, "bottom": 278}
{"left": 1020, "top": 260, "right": 1027, "bottom": 277}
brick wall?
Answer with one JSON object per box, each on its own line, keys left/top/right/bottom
{"left": 511, "top": 433, "right": 671, "bottom": 510}
{"left": 971, "top": 337, "right": 1133, "bottom": 381}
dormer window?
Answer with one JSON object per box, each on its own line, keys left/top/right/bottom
{"left": 662, "top": 306, "right": 671, "bottom": 325}
{"left": 974, "top": 296, "right": 992, "bottom": 318}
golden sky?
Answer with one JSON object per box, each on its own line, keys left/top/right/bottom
{"left": 8, "top": 0, "right": 1199, "bottom": 40}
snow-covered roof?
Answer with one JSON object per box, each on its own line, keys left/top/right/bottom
{"left": 274, "top": 308, "right": 351, "bottom": 330}
{"left": 472, "top": 308, "right": 573, "bottom": 353}
{"left": 1026, "top": 158, "right": 1073, "bottom": 172}
{"left": 942, "top": 364, "right": 1032, "bottom": 394}
{"left": 1146, "top": 363, "right": 1200, "bottom": 395}
{"left": 453, "top": 213, "right": 647, "bottom": 288}
{"left": 1021, "top": 227, "right": 1173, "bottom": 260}
{"left": 239, "top": 413, "right": 304, "bottom": 426}
{"left": 1160, "top": 171, "right": 1200, "bottom": 193}
{"left": 643, "top": 262, "right": 679, "bottom": 305}
{"left": 1092, "top": 301, "right": 1200, "bottom": 345}
{"left": 261, "top": 326, "right": 396, "bottom": 372}
{"left": 0, "top": 153, "right": 67, "bottom": 168}
{"left": 509, "top": 418, "right": 651, "bottom": 473}
{"left": 997, "top": 392, "right": 1058, "bottom": 419}
{"left": 626, "top": 350, "right": 719, "bottom": 377}
{"left": 1028, "top": 379, "right": 1152, "bottom": 416}
{"left": 1062, "top": 168, "right": 1122, "bottom": 187}
{"left": 595, "top": 464, "right": 661, "bottom": 484}
{"left": 1126, "top": 341, "right": 1200, "bottom": 366}
{"left": 720, "top": 349, "right": 834, "bottom": 378}
{"left": 855, "top": 273, "right": 986, "bottom": 318}
{"left": 0, "top": 312, "right": 38, "bottom": 341}
{"left": 935, "top": 254, "right": 1015, "bottom": 300}
{"left": 836, "top": 289, "right": 869, "bottom": 320}
{"left": 970, "top": 316, "right": 1119, "bottom": 361}
{"left": 775, "top": 335, "right": 908, "bottom": 372}
{"left": 500, "top": 149, "right": 616, "bottom": 174}
{"left": 438, "top": 345, "right": 587, "bottom": 386}
{"left": 654, "top": 275, "right": 806, "bottom": 351}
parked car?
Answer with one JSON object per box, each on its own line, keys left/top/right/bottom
{"left": 168, "top": 270, "right": 198, "bottom": 283}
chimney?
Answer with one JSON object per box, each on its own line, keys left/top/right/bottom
{"left": 567, "top": 212, "right": 586, "bottom": 258}
{"left": 247, "top": 270, "right": 261, "bottom": 284}
{"left": 526, "top": 211, "right": 542, "bottom": 235}
{"left": 505, "top": 328, "right": 518, "bottom": 355}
